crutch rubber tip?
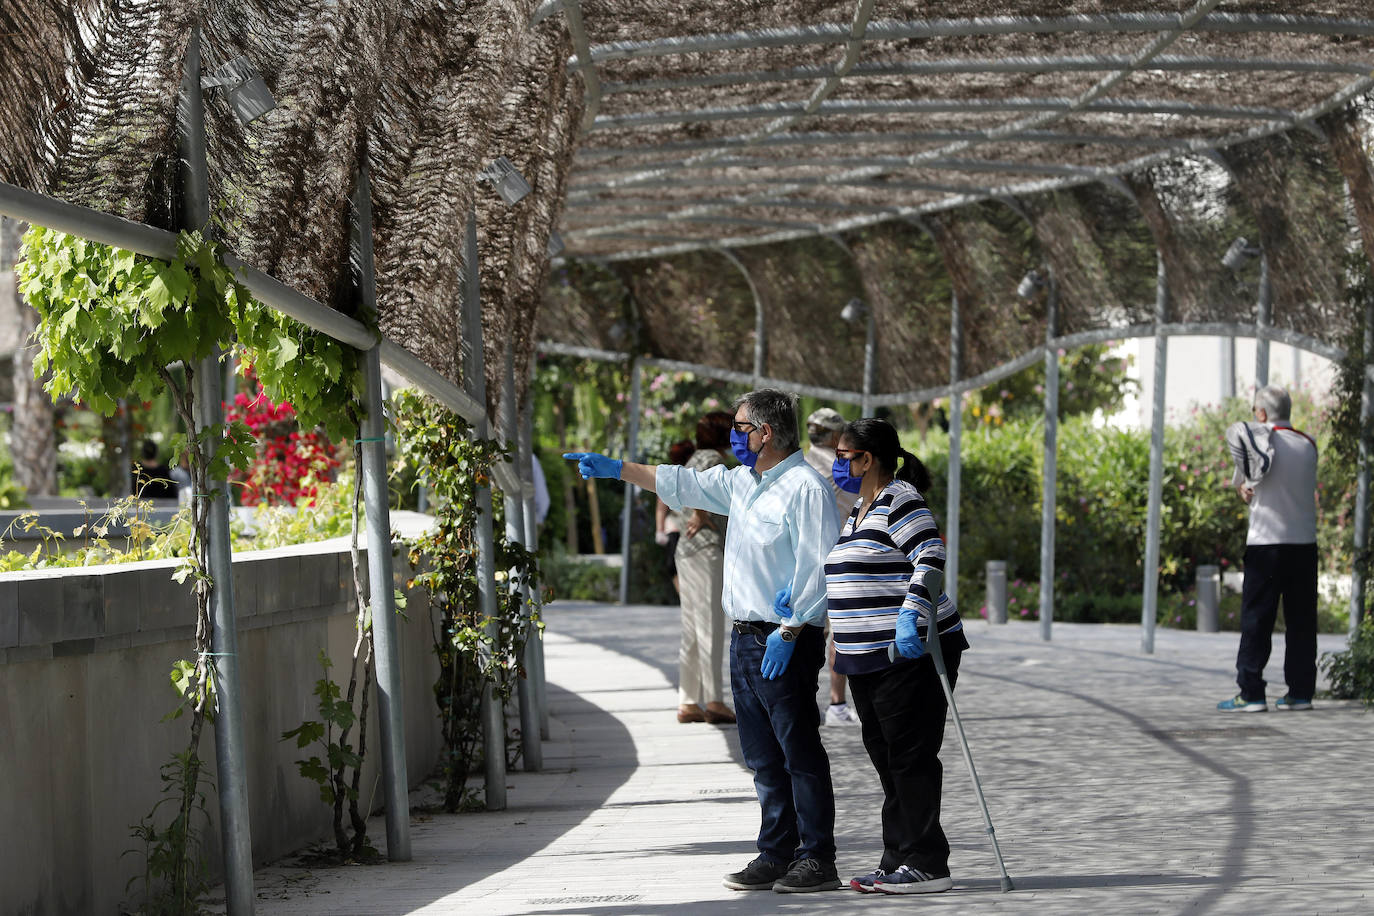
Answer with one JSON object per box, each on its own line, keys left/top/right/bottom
{"left": 1000, "top": 876, "right": 1014, "bottom": 893}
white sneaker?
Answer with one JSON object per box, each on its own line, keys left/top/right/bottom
{"left": 825, "top": 703, "right": 860, "bottom": 726}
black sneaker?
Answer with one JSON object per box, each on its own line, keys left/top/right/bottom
{"left": 723, "top": 856, "right": 789, "bottom": 891}
{"left": 773, "top": 857, "right": 842, "bottom": 893}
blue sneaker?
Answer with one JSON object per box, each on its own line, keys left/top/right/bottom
{"left": 873, "top": 865, "right": 954, "bottom": 894}
{"left": 849, "top": 867, "right": 888, "bottom": 893}
{"left": 1275, "top": 695, "right": 1313, "bottom": 711}
{"left": 1217, "top": 694, "right": 1267, "bottom": 713}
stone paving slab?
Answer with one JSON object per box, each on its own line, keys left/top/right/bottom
{"left": 212, "top": 602, "right": 1373, "bottom": 916}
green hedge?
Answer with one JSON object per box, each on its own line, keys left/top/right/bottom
{"left": 912, "top": 395, "right": 1350, "bottom": 629}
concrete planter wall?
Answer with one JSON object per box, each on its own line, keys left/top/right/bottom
{"left": 0, "top": 536, "right": 441, "bottom": 915}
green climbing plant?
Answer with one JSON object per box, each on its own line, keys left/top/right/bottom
{"left": 16, "top": 224, "right": 372, "bottom": 905}
{"left": 19, "top": 225, "right": 253, "bottom": 914}
{"left": 391, "top": 389, "right": 543, "bottom": 812}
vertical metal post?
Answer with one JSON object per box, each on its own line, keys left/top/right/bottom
{"left": 717, "top": 248, "right": 765, "bottom": 385}
{"left": 946, "top": 290, "right": 961, "bottom": 607}
{"left": 352, "top": 155, "right": 410, "bottom": 859}
{"left": 1352, "top": 298, "right": 1374, "bottom": 634}
{"left": 1255, "top": 256, "right": 1272, "bottom": 388}
{"left": 520, "top": 396, "right": 549, "bottom": 739}
{"left": 223, "top": 350, "right": 237, "bottom": 405}
{"left": 1141, "top": 256, "right": 1169, "bottom": 654}
{"left": 861, "top": 312, "right": 876, "bottom": 418}
{"left": 179, "top": 27, "right": 254, "bottom": 914}
{"left": 618, "top": 358, "right": 642, "bottom": 604}
{"left": 462, "top": 208, "right": 506, "bottom": 811}
{"left": 503, "top": 347, "right": 540, "bottom": 771}
{"left": 1220, "top": 337, "right": 1235, "bottom": 401}
{"left": 1038, "top": 275, "right": 1059, "bottom": 641}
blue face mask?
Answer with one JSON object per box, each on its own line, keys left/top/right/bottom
{"left": 730, "top": 427, "right": 760, "bottom": 468}
{"left": 832, "top": 457, "right": 863, "bottom": 494}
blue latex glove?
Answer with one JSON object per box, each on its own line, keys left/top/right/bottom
{"left": 893, "top": 609, "right": 927, "bottom": 660}
{"left": 563, "top": 452, "right": 623, "bottom": 480}
{"left": 761, "top": 587, "right": 795, "bottom": 679}
{"left": 761, "top": 628, "right": 796, "bottom": 680}
{"left": 772, "top": 586, "right": 792, "bottom": 618}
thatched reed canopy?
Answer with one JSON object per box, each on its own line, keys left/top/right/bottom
{"left": 544, "top": 1, "right": 1374, "bottom": 397}
{"left": 3, "top": 2, "right": 1374, "bottom": 403}
{"left": 0, "top": 0, "right": 572, "bottom": 409}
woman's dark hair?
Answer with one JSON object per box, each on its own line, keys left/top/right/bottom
{"left": 667, "top": 439, "right": 696, "bottom": 466}
{"left": 840, "top": 418, "right": 932, "bottom": 492}
{"left": 696, "top": 410, "right": 734, "bottom": 450}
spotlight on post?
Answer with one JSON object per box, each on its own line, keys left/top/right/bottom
{"left": 1016, "top": 269, "right": 1046, "bottom": 300}
{"left": 840, "top": 297, "right": 866, "bottom": 323}
{"left": 1221, "top": 237, "right": 1261, "bottom": 271}
{"left": 201, "top": 56, "right": 277, "bottom": 126}
{"left": 478, "top": 156, "right": 532, "bottom": 206}
{"left": 546, "top": 230, "right": 565, "bottom": 259}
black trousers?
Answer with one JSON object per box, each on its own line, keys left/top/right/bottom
{"left": 847, "top": 647, "right": 961, "bottom": 876}
{"left": 1237, "top": 543, "right": 1318, "bottom": 702}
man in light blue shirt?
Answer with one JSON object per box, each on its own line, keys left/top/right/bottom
{"left": 567, "top": 388, "right": 843, "bottom": 893}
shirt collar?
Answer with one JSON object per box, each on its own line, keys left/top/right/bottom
{"left": 752, "top": 448, "right": 804, "bottom": 484}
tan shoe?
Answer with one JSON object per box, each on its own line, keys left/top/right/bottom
{"left": 704, "top": 702, "right": 736, "bottom": 725}
{"left": 677, "top": 703, "right": 706, "bottom": 723}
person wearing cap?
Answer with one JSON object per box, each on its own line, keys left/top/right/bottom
{"left": 566, "top": 388, "right": 844, "bottom": 893}
{"left": 805, "top": 407, "right": 862, "bottom": 728}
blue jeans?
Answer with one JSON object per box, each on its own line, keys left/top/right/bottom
{"left": 730, "top": 624, "right": 835, "bottom": 864}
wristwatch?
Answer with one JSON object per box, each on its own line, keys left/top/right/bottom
{"left": 779, "top": 626, "right": 797, "bottom": 642}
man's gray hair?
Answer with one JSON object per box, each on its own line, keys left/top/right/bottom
{"left": 1254, "top": 385, "right": 1291, "bottom": 422}
{"left": 735, "top": 388, "right": 801, "bottom": 453}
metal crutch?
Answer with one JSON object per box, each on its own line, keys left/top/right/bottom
{"left": 890, "top": 568, "right": 1014, "bottom": 892}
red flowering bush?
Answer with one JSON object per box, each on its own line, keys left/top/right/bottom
{"left": 226, "top": 371, "right": 340, "bottom": 506}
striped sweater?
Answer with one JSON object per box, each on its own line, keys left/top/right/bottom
{"left": 825, "top": 479, "right": 967, "bottom": 675}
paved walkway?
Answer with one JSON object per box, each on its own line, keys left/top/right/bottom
{"left": 215, "top": 602, "right": 1371, "bottom": 915}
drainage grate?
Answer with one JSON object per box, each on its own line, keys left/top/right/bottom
{"left": 696, "top": 787, "right": 754, "bottom": 795}
{"left": 1147, "top": 726, "right": 1273, "bottom": 740}
{"left": 527, "top": 894, "right": 643, "bottom": 905}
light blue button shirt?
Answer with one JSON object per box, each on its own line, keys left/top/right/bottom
{"left": 656, "top": 450, "right": 841, "bottom": 627}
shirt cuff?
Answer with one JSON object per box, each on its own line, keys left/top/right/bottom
{"left": 655, "top": 465, "right": 683, "bottom": 511}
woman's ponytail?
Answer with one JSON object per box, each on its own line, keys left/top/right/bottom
{"left": 896, "top": 448, "right": 932, "bottom": 492}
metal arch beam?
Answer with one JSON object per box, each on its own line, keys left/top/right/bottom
{"left": 601, "top": 54, "right": 1374, "bottom": 96}
{"left": 675, "top": 214, "right": 824, "bottom": 231}
{"left": 574, "top": 155, "right": 1163, "bottom": 180}
{"left": 817, "top": 233, "right": 877, "bottom": 415}
{"left": 537, "top": 320, "right": 1347, "bottom": 417}
{"left": 568, "top": 174, "right": 996, "bottom": 197}
{"left": 590, "top": 97, "right": 1302, "bottom": 131}
{"left": 573, "top": 13, "right": 1374, "bottom": 65}
{"left": 531, "top": 0, "right": 562, "bottom": 27}
{"left": 714, "top": 247, "right": 768, "bottom": 382}
{"left": 561, "top": 0, "right": 602, "bottom": 135}
{"left": 573, "top": 76, "right": 1374, "bottom": 259}
{"left": 575, "top": 129, "right": 1215, "bottom": 160}
{"left": 566, "top": 196, "right": 905, "bottom": 215}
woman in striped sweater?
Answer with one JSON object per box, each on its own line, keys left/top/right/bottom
{"left": 824, "top": 418, "right": 969, "bottom": 896}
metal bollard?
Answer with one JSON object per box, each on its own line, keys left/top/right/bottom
{"left": 1196, "top": 564, "right": 1220, "bottom": 633}
{"left": 986, "top": 560, "right": 1008, "bottom": 624}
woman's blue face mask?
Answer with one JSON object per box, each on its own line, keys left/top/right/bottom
{"left": 831, "top": 456, "right": 864, "bottom": 494}
{"left": 730, "top": 427, "right": 760, "bottom": 468}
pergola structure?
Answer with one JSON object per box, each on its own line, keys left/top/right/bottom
{"left": 3, "top": 3, "right": 1374, "bottom": 913}
{"left": 534, "top": 1, "right": 1374, "bottom": 651}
